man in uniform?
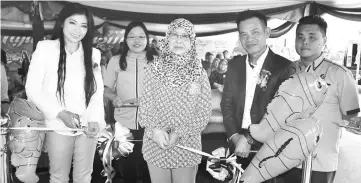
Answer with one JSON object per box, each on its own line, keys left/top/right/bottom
{"left": 281, "top": 15, "right": 360, "bottom": 183}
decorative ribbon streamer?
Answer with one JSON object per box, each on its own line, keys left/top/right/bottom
{"left": 176, "top": 145, "right": 250, "bottom": 182}
{"left": 97, "top": 123, "right": 135, "bottom": 183}
{"left": 176, "top": 145, "right": 217, "bottom": 158}
{"left": 2, "top": 127, "right": 85, "bottom": 132}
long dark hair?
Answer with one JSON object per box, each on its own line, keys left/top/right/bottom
{"left": 51, "top": 3, "right": 96, "bottom": 107}
{"left": 119, "top": 21, "right": 153, "bottom": 71}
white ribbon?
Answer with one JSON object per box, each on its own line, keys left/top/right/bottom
{"left": 176, "top": 145, "right": 246, "bottom": 182}
{"left": 3, "top": 127, "right": 85, "bottom": 132}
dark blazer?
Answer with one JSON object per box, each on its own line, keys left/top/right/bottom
{"left": 221, "top": 49, "right": 292, "bottom": 139}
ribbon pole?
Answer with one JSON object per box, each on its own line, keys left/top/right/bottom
{"left": 301, "top": 154, "right": 313, "bottom": 183}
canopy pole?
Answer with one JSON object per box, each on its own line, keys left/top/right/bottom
{"left": 31, "top": 0, "right": 44, "bottom": 51}
{"left": 301, "top": 155, "right": 313, "bottom": 183}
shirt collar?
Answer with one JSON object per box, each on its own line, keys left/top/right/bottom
{"left": 127, "top": 51, "right": 147, "bottom": 60}
{"left": 299, "top": 53, "right": 325, "bottom": 72}
{"left": 246, "top": 46, "right": 269, "bottom": 72}
{"left": 63, "top": 41, "right": 83, "bottom": 56}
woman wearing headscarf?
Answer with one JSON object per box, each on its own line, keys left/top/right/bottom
{"left": 209, "top": 59, "right": 228, "bottom": 92}
{"left": 138, "top": 18, "right": 212, "bottom": 183}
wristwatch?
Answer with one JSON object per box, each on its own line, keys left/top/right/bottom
{"left": 239, "top": 128, "right": 256, "bottom": 145}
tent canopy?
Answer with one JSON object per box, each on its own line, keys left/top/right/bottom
{"left": 1, "top": 1, "right": 361, "bottom": 37}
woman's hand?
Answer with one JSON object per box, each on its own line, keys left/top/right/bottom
{"left": 112, "top": 96, "right": 123, "bottom": 108}
{"left": 152, "top": 129, "right": 169, "bottom": 149}
{"left": 84, "top": 122, "right": 100, "bottom": 138}
{"left": 168, "top": 132, "right": 180, "bottom": 146}
{"left": 122, "top": 98, "right": 139, "bottom": 107}
{"left": 57, "top": 110, "right": 79, "bottom": 129}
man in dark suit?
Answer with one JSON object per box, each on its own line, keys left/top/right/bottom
{"left": 220, "top": 10, "right": 293, "bottom": 181}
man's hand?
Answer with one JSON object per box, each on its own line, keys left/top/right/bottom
{"left": 168, "top": 132, "right": 180, "bottom": 146}
{"left": 334, "top": 117, "right": 361, "bottom": 135}
{"left": 217, "top": 85, "right": 224, "bottom": 93}
{"left": 57, "top": 110, "right": 78, "bottom": 129}
{"left": 231, "top": 134, "right": 251, "bottom": 158}
{"left": 346, "top": 117, "right": 361, "bottom": 135}
{"left": 152, "top": 129, "right": 169, "bottom": 149}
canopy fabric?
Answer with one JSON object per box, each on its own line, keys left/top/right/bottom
{"left": 1, "top": 1, "right": 361, "bottom": 38}
{"left": 77, "top": 1, "right": 361, "bottom": 14}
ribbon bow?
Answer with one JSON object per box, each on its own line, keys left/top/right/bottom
{"left": 206, "top": 147, "right": 244, "bottom": 183}
{"left": 176, "top": 145, "right": 244, "bottom": 183}
{"left": 97, "top": 123, "right": 134, "bottom": 183}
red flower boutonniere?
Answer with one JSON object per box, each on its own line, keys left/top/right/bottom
{"left": 257, "top": 69, "right": 271, "bottom": 91}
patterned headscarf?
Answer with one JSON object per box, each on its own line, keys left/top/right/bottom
{"left": 150, "top": 18, "right": 203, "bottom": 87}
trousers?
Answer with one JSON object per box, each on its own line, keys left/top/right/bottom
{"left": 46, "top": 132, "right": 97, "bottom": 183}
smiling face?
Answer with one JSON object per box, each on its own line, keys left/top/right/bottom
{"left": 126, "top": 26, "right": 147, "bottom": 54}
{"left": 63, "top": 14, "right": 88, "bottom": 44}
{"left": 219, "top": 60, "right": 228, "bottom": 71}
{"left": 168, "top": 27, "right": 191, "bottom": 55}
{"left": 296, "top": 24, "right": 326, "bottom": 62}
{"left": 238, "top": 17, "right": 270, "bottom": 55}
{"left": 238, "top": 17, "right": 270, "bottom": 56}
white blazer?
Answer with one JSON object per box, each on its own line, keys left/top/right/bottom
{"left": 26, "top": 39, "right": 105, "bottom": 136}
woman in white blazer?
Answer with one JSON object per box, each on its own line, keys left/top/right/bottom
{"left": 25, "top": 3, "right": 105, "bottom": 183}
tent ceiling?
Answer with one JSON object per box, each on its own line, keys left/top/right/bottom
{"left": 1, "top": 1, "right": 360, "bottom": 37}
{"left": 77, "top": 1, "right": 361, "bottom": 14}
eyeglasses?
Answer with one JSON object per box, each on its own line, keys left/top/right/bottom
{"left": 127, "top": 36, "right": 147, "bottom": 40}
{"left": 169, "top": 33, "right": 190, "bottom": 41}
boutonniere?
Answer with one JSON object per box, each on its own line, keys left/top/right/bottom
{"left": 93, "top": 63, "right": 100, "bottom": 71}
{"left": 189, "top": 82, "right": 201, "bottom": 95}
{"left": 257, "top": 69, "right": 272, "bottom": 91}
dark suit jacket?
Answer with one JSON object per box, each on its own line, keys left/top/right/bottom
{"left": 221, "top": 49, "right": 292, "bottom": 140}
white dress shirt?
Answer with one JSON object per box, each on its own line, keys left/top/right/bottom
{"left": 26, "top": 40, "right": 105, "bottom": 136}
{"left": 242, "top": 47, "right": 269, "bottom": 129}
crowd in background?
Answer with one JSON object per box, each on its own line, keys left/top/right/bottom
{"left": 0, "top": 4, "right": 360, "bottom": 183}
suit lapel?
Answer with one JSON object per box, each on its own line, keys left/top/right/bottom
{"left": 252, "top": 50, "right": 276, "bottom": 105}
{"left": 239, "top": 57, "right": 247, "bottom": 109}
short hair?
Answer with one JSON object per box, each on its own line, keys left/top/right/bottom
{"left": 223, "top": 50, "right": 228, "bottom": 54}
{"left": 205, "top": 52, "right": 213, "bottom": 57}
{"left": 236, "top": 10, "right": 267, "bottom": 29}
{"left": 297, "top": 15, "right": 327, "bottom": 36}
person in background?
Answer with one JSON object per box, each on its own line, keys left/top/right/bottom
{"left": 209, "top": 59, "right": 228, "bottom": 92}
{"left": 280, "top": 15, "right": 360, "bottom": 183}
{"left": 210, "top": 58, "right": 220, "bottom": 73}
{"left": 223, "top": 50, "right": 231, "bottom": 60}
{"left": 103, "top": 21, "right": 153, "bottom": 183}
{"left": 1, "top": 49, "right": 9, "bottom": 115}
{"left": 216, "top": 53, "right": 224, "bottom": 60}
{"left": 138, "top": 18, "right": 212, "bottom": 183}
{"left": 111, "top": 43, "right": 121, "bottom": 56}
{"left": 17, "top": 51, "right": 30, "bottom": 85}
{"left": 100, "top": 53, "right": 108, "bottom": 79}
{"left": 221, "top": 10, "right": 292, "bottom": 183}
{"left": 25, "top": 3, "right": 105, "bottom": 183}
{"left": 148, "top": 38, "right": 160, "bottom": 57}
{"left": 202, "top": 52, "right": 214, "bottom": 77}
